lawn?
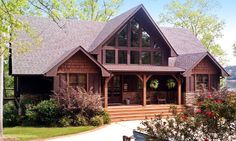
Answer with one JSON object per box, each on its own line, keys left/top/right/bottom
{"left": 4, "top": 126, "right": 95, "bottom": 141}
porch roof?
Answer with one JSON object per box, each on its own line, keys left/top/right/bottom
{"left": 103, "top": 64, "right": 185, "bottom": 73}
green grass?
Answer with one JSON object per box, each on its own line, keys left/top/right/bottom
{"left": 4, "top": 126, "right": 95, "bottom": 141}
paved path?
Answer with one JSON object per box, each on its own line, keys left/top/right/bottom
{"left": 46, "top": 120, "right": 142, "bottom": 141}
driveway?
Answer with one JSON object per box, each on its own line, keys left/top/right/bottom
{"left": 45, "top": 120, "right": 142, "bottom": 141}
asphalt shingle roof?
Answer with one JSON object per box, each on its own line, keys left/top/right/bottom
{"left": 12, "top": 6, "right": 211, "bottom": 75}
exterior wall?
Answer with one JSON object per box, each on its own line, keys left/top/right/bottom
{"left": 56, "top": 51, "right": 102, "bottom": 93}
{"left": 186, "top": 56, "right": 221, "bottom": 92}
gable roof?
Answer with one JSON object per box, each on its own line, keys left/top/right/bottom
{"left": 175, "top": 52, "right": 229, "bottom": 76}
{"left": 160, "top": 27, "right": 207, "bottom": 55}
{"left": 45, "top": 46, "right": 110, "bottom": 77}
{"left": 12, "top": 16, "right": 105, "bottom": 75}
{"left": 11, "top": 5, "right": 226, "bottom": 76}
{"left": 89, "top": 4, "right": 178, "bottom": 56}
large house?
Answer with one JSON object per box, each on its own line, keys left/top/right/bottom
{"left": 11, "top": 4, "right": 228, "bottom": 121}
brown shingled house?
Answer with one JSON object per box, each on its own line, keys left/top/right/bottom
{"left": 11, "top": 4, "right": 228, "bottom": 121}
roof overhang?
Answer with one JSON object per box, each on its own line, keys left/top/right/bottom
{"left": 103, "top": 64, "right": 185, "bottom": 73}
{"left": 44, "top": 46, "right": 110, "bottom": 77}
{"left": 183, "top": 52, "right": 229, "bottom": 77}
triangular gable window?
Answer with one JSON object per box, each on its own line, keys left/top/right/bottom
{"left": 131, "top": 19, "right": 140, "bottom": 47}
{"left": 142, "top": 29, "right": 151, "bottom": 47}
{"left": 118, "top": 25, "right": 128, "bottom": 46}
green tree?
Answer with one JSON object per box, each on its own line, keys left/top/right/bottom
{"left": 79, "top": 0, "right": 123, "bottom": 22}
{"left": 158, "top": 0, "right": 225, "bottom": 61}
{"left": 233, "top": 42, "right": 236, "bottom": 57}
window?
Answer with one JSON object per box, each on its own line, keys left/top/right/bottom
{"left": 131, "top": 19, "right": 139, "bottom": 47}
{"left": 105, "top": 50, "right": 115, "bottom": 64}
{"left": 141, "top": 51, "right": 151, "bottom": 64}
{"left": 118, "top": 25, "right": 128, "bottom": 46}
{"left": 130, "top": 51, "right": 140, "bottom": 64}
{"left": 118, "top": 50, "right": 127, "bottom": 64}
{"left": 153, "top": 52, "right": 161, "bottom": 65}
{"left": 108, "top": 37, "right": 115, "bottom": 46}
{"left": 196, "top": 74, "right": 209, "bottom": 90}
{"left": 123, "top": 75, "right": 142, "bottom": 91}
{"left": 69, "top": 74, "right": 87, "bottom": 89}
{"left": 142, "top": 30, "right": 151, "bottom": 47}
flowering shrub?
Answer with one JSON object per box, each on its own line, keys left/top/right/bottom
{"left": 139, "top": 88, "right": 236, "bottom": 141}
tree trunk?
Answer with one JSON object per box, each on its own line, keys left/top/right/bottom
{"left": 0, "top": 48, "right": 4, "bottom": 137}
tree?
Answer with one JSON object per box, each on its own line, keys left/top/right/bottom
{"left": 158, "top": 0, "right": 225, "bottom": 61}
{"left": 79, "top": 0, "right": 123, "bottom": 22}
{"left": 233, "top": 42, "right": 236, "bottom": 57}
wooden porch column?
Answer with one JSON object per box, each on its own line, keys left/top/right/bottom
{"left": 177, "top": 80, "right": 182, "bottom": 105}
{"left": 143, "top": 75, "right": 147, "bottom": 106}
{"left": 104, "top": 76, "right": 112, "bottom": 110}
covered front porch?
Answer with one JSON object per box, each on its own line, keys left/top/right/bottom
{"left": 103, "top": 73, "right": 184, "bottom": 109}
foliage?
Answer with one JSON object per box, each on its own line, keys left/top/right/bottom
{"left": 24, "top": 99, "right": 59, "bottom": 126}
{"left": 53, "top": 86, "right": 102, "bottom": 119}
{"left": 90, "top": 115, "right": 104, "bottom": 126}
{"left": 100, "top": 111, "right": 111, "bottom": 124}
{"left": 4, "top": 126, "right": 95, "bottom": 141}
{"left": 149, "top": 79, "right": 159, "bottom": 89}
{"left": 79, "top": 0, "right": 123, "bottom": 22}
{"left": 58, "top": 117, "right": 72, "bottom": 127}
{"left": 166, "top": 79, "right": 176, "bottom": 89}
{"left": 233, "top": 42, "right": 236, "bottom": 57}
{"left": 139, "top": 88, "right": 236, "bottom": 141}
{"left": 158, "top": 0, "right": 225, "bottom": 63}
{"left": 73, "top": 115, "right": 88, "bottom": 126}
{"left": 3, "top": 101, "right": 19, "bottom": 127}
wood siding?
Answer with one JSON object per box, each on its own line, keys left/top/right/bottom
{"left": 56, "top": 51, "right": 102, "bottom": 94}
{"left": 187, "top": 56, "right": 221, "bottom": 92}
{"left": 58, "top": 51, "right": 100, "bottom": 73}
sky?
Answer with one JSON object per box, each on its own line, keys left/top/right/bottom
{"left": 118, "top": 0, "right": 236, "bottom": 66}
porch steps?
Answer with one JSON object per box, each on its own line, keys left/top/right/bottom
{"left": 107, "top": 104, "right": 185, "bottom": 122}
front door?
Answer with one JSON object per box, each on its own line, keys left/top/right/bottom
{"left": 108, "top": 75, "right": 122, "bottom": 104}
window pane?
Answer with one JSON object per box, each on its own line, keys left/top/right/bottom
{"left": 118, "top": 25, "right": 128, "bottom": 46}
{"left": 153, "top": 52, "right": 161, "bottom": 65}
{"left": 131, "top": 19, "right": 139, "bottom": 47}
{"left": 141, "top": 51, "right": 151, "bottom": 64}
{"left": 78, "top": 74, "right": 87, "bottom": 89}
{"left": 69, "top": 74, "right": 78, "bottom": 86}
{"left": 105, "top": 50, "right": 115, "bottom": 64}
{"left": 130, "top": 51, "right": 139, "bottom": 64}
{"left": 118, "top": 50, "right": 127, "bottom": 64}
{"left": 108, "top": 37, "right": 115, "bottom": 46}
{"left": 196, "top": 74, "right": 208, "bottom": 90}
{"left": 142, "top": 30, "right": 151, "bottom": 47}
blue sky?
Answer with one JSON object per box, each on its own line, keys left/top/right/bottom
{"left": 118, "top": 0, "right": 236, "bottom": 66}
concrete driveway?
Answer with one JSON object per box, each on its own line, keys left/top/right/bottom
{"left": 45, "top": 120, "right": 142, "bottom": 141}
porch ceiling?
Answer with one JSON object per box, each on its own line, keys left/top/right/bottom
{"left": 103, "top": 64, "right": 185, "bottom": 73}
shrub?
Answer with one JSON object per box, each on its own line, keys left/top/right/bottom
{"left": 100, "top": 111, "right": 111, "bottom": 124}
{"left": 24, "top": 99, "right": 59, "bottom": 126}
{"left": 3, "top": 102, "right": 19, "bottom": 127}
{"left": 139, "top": 88, "right": 236, "bottom": 141}
{"left": 34, "top": 99, "right": 59, "bottom": 126}
{"left": 73, "top": 114, "right": 88, "bottom": 126}
{"left": 58, "top": 117, "right": 72, "bottom": 127}
{"left": 90, "top": 116, "right": 104, "bottom": 126}
{"left": 53, "top": 85, "right": 102, "bottom": 119}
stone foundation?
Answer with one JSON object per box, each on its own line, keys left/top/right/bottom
{"left": 185, "top": 92, "right": 196, "bottom": 106}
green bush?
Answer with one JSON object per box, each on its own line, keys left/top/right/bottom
{"left": 58, "top": 117, "right": 71, "bottom": 127}
{"left": 24, "top": 99, "right": 59, "bottom": 126}
{"left": 73, "top": 115, "right": 88, "bottom": 126}
{"left": 101, "top": 111, "right": 111, "bottom": 124}
{"left": 34, "top": 99, "right": 59, "bottom": 126}
{"left": 90, "top": 116, "right": 103, "bottom": 126}
{"left": 3, "top": 102, "right": 19, "bottom": 127}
